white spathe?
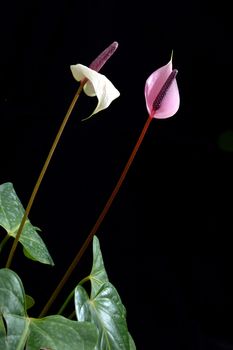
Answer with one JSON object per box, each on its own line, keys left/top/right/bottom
{"left": 70, "top": 64, "right": 120, "bottom": 120}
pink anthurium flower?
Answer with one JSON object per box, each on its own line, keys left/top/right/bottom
{"left": 39, "top": 54, "right": 181, "bottom": 316}
{"left": 145, "top": 57, "right": 180, "bottom": 119}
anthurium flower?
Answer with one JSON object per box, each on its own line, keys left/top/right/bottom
{"left": 70, "top": 64, "right": 120, "bottom": 120}
{"left": 145, "top": 57, "right": 180, "bottom": 119}
{"left": 40, "top": 53, "right": 181, "bottom": 316}
{"left": 89, "top": 41, "right": 118, "bottom": 72}
{"left": 70, "top": 42, "right": 120, "bottom": 120}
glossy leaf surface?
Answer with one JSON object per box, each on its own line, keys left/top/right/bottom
{"left": 0, "top": 183, "right": 53, "bottom": 265}
{"left": 0, "top": 269, "right": 98, "bottom": 350}
{"left": 75, "top": 236, "right": 135, "bottom": 350}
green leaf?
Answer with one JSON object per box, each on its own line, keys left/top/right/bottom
{"left": 89, "top": 236, "right": 109, "bottom": 298}
{"left": 0, "top": 269, "right": 98, "bottom": 349}
{"left": 75, "top": 236, "right": 136, "bottom": 349}
{"left": 75, "top": 282, "right": 129, "bottom": 350}
{"left": 26, "top": 316, "right": 97, "bottom": 350}
{"left": 0, "top": 315, "right": 6, "bottom": 338}
{"left": 2, "top": 314, "right": 30, "bottom": 350}
{"left": 0, "top": 316, "right": 6, "bottom": 350}
{"left": 0, "top": 268, "right": 26, "bottom": 316}
{"left": 0, "top": 268, "right": 30, "bottom": 349}
{"left": 0, "top": 182, "right": 54, "bottom": 265}
{"left": 25, "top": 295, "right": 35, "bottom": 311}
{"left": 129, "top": 333, "right": 136, "bottom": 350}
{"left": 1, "top": 313, "right": 98, "bottom": 350}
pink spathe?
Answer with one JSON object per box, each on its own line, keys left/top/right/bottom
{"left": 145, "top": 58, "right": 180, "bottom": 119}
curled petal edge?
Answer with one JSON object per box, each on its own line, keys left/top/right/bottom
{"left": 70, "top": 64, "right": 120, "bottom": 120}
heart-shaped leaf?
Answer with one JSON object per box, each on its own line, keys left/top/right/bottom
{"left": 1, "top": 313, "right": 98, "bottom": 350}
{"left": 75, "top": 282, "right": 129, "bottom": 350}
{"left": 0, "top": 268, "right": 30, "bottom": 349}
{"left": 27, "top": 316, "right": 97, "bottom": 350}
{"left": 0, "top": 268, "right": 26, "bottom": 316}
{"left": 75, "top": 236, "right": 136, "bottom": 349}
{"left": 0, "top": 182, "right": 54, "bottom": 265}
{"left": 0, "top": 269, "right": 98, "bottom": 349}
{"left": 89, "top": 236, "right": 109, "bottom": 298}
{"left": 2, "top": 314, "right": 30, "bottom": 350}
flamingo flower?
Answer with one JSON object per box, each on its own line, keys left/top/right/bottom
{"left": 59, "top": 57, "right": 180, "bottom": 282}
{"left": 5, "top": 42, "right": 120, "bottom": 271}
{"left": 145, "top": 57, "right": 180, "bottom": 119}
{"left": 68, "top": 57, "right": 180, "bottom": 268}
{"left": 89, "top": 41, "right": 119, "bottom": 72}
{"left": 40, "top": 54, "right": 180, "bottom": 316}
{"left": 70, "top": 42, "right": 120, "bottom": 120}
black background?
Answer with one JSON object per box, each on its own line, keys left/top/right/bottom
{"left": 0, "top": 0, "right": 233, "bottom": 349}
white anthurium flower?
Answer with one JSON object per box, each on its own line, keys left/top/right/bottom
{"left": 70, "top": 64, "right": 120, "bottom": 121}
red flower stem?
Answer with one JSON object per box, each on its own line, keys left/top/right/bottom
{"left": 39, "top": 114, "right": 153, "bottom": 318}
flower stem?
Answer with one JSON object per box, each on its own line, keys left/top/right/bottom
{"left": 39, "top": 115, "right": 153, "bottom": 317}
{"left": 57, "top": 289, "right": 75, "bottom": 316}
{"left": 57, "top": 276, "right": 89, "bottom": 315}
{"left": 5, "top": 82, "right": 85, "bottom": 269}
{"left": 0, "top": 234, "right": 10, "bottom": 254}
{"left": 68, "top": 310, "right": 76, "bottom": 320}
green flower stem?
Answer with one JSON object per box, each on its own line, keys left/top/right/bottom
{"left": 68, "top": 310, "right": 76, "bottom": 320}
{"left": 39, "top": 115, "right": 153, "bottom": 318}
{"left": 0, "top": 233, "right": 10, "bottom": 253}
{"left": 57, "top": 289, "right": 75, "bottom": 316}
{"left": 5, "top": 82, "right": 85, "bottom": 269}
{"left": 57, "top": 276, "right": 90, "bottom": 315}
